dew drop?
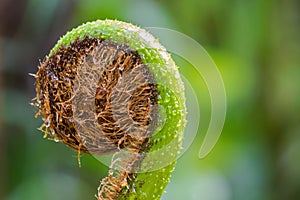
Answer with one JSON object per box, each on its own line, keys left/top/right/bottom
{"left": 44, "top": 117, "right": 50, "bottom": 128}
{"left": 164, "top": 93, "right": 170, "bottom": 103}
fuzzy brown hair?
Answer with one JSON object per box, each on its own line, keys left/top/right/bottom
{"left": 34, "top": 36, "right": 159, "bottom": 199}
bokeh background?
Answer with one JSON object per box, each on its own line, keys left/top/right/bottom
{"left": 1, "top": 0, "right": 300, "bottom": 199}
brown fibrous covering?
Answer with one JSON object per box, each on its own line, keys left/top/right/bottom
{"left": 34, "top": 36, "right": 158, "bottom": 200}
{"left": 35, "top": 36, "right": 158, "bottom": 154}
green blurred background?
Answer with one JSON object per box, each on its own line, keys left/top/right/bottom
{"left": 1, "top": 0, "right": 300, "bottom": 199}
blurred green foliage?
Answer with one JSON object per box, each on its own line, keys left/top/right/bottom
{"left": 1, "top": 0, "right": 299, "bottom": 199}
